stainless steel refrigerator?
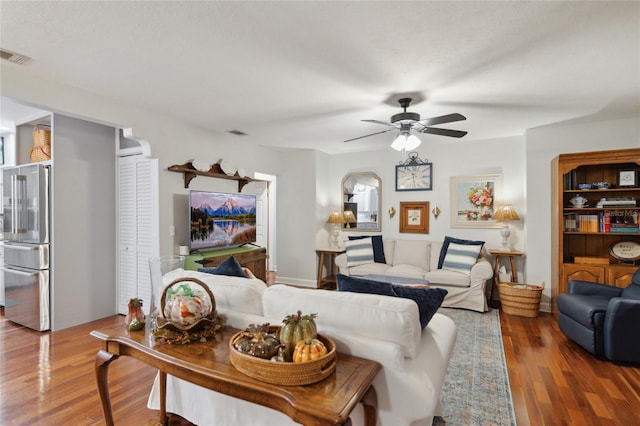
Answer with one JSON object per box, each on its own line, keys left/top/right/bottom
{"left": 2, "top": 164, "right": 50, "bottom": 331}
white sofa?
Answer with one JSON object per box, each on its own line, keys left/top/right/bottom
{"left": 335, "top": 238, "right": 494, "bottom": 312}
{"left": 148, "top": 269, "right": 457, "bottom": 426}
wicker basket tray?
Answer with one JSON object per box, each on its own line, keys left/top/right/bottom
{"left": 156, "top": 277, "right": 217, "bottom": 332}
{"left": 498, "top": 281, "right": 544, "bottom": 318}
{"left": 229, "top": 326, "right": 336, "bottom": 386}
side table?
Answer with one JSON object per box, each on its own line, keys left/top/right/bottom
{"left": 487, "top": 249, "right": 524, "bottom": 305}
{"left": 316, "top": 248, "right": 345, "bottom": 289}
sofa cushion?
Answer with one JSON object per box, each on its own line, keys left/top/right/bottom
{"left": 424, "top": 269, "right": 471, "bottom": 287}
{"left": 348, "top": 262, "right": 391, "bottom": 276}
{"left": 392, "top": 285, "right": 448, "bottom": 328}
{"left": 337, "top": 273, "right": 396, "bottom": 296}
{"left": 385, "top": 264, "right": 428, "bottom": 279}
{"left": 345, "top": 237, "right": 375, "bottom": 267}
{"left": 198, "top": 255, "right": 248, "bottom": 278}
{"left": 348, "top": 235, "right": 386, "bottom": 264}
{"left": 263, "top": 283, "right": 422, "bottom": 358}
{"left": 442, "top": 242, "right": 483, "bottom": 275}
{"left": 438, "top": 236, "right": 485, "bottom": 269}
{"left": 392, "top": 239, "right": 430, "bottom": 270}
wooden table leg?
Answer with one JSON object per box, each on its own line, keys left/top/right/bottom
{"left": 159, "top": 371, "right": 168, "bottom": 425}
{"left": 95, "top": 349, "right": 119, "bottom": 426}
{"left": 317, "top": 252, "right": 326, "bottom": 288}
{"left": 491, "top": 255, "right": 501, "bottom": 301}
{"left": 361, "top": 386, "right": 378, "bottom": 426}
{"left": 510, "top": 256, "right": 518, "bottom": 282}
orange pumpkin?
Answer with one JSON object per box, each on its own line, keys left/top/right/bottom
{"left": 292, "top": 338, "right": 327, "bottom": 363}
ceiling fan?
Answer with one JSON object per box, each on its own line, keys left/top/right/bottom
{"left": 344, "top": 97, "right": 467, "bottom": 150}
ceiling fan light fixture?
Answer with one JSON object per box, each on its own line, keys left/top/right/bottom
{"left": 391, "top": 133, "right": 421, "bottom": 151}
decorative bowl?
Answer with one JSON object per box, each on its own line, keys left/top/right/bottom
{"left": 593, "top": 182, "right": 611, "bottom": 189}
{"left": 569, "top": 194, "right": 588, "bottom": 208}
{"left": 578, "top": 183, "right": 592, "bottom": 190}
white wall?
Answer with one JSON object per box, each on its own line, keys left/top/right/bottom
{"left": 4, "top": 66, "right": 639, "bottom": 309}
{"left": 2, "top": 67, "right": 284, "bottom": 259}
{"left": 327, "top": 137, "right": 527, "bottom": 247}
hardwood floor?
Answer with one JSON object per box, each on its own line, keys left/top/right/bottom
{"left": 1, "top": 306, "right": 639, "bottom": 425}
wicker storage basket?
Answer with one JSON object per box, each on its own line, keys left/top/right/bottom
{"left": 30, "top": 144, "right": 52, "bottom": 162}
{"left": 498, "top": 281, "right": 544, "bottom": 318}
{"left": 32, "top": 124, "right": 51, "bottom": 146}
{"left": 30, "top": 124, "right": 52, "bottom": 162}
{"left": 229, "top": 327, "right": 336, "bottom": 386}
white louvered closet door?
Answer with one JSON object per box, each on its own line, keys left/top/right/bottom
{"left": 118, "top": 155, "right": 159, "bottom": 314}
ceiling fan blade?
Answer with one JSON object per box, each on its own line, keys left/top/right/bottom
{"left": 344, "top": 129, "right": 396, "bottom": 143}
{"left": 419, "top": 127, "right": 468, "bottom": 138}
{"left": 418, "top": 113, "right": 466, "bottom": 126}
{"left": 361, "top": 119, "right": 398, "bottom": 127}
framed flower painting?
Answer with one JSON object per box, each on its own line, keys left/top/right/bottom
{"left": 450, "top": 174, "right": 502, "bottom": 228}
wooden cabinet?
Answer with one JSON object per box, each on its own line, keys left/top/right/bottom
{"left": 185, "top": 246, "right": 267, "bottom": 283}
{"left": 551, "top": 148, "right": 640, "bottom": 313}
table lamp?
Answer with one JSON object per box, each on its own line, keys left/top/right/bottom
{"left": 343, "top": 210, "right": 356, "bottom": 229}
{"left": 326, "top": 211, "right": 345, "bottom": 248}
{"left": 493, "top": 204, "right": 520, "bottom": 250}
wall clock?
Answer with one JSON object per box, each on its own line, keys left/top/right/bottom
{"left": 395, "top": 163, "right": 432, "bottom": 191}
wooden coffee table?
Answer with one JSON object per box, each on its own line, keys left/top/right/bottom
{"left": 91, "top": 323, "right": 381, "bottom": 426}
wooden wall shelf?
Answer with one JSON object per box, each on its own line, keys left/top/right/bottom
{"left": 168, "top": 162, "right": 255, "bottom": 191}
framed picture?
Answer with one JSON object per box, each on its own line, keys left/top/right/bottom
{"left": 399, "top": 201, "right": 430, "bottom": 234}
{"left": 395, "top": 163, "right": 432, "bottom": 191}
{"left": 450, "top": 174, "right": 502, "bottom": 228}
{"left": 618, "top": 170, "right": 637, "bottom": 187}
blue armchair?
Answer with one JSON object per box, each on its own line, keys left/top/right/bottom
{"left": 556, "top": 269, "right": 640, "bottom": 364}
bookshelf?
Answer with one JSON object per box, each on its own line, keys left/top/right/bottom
{"left": 551, "top": 148, "right": 640, "bottom": 314}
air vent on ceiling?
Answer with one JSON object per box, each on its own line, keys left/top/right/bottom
{"left": 0, "top": 48, "right": 31, "bottom": 65}
{"left": 227, "top": 130, "right": 247, "bottom": 136}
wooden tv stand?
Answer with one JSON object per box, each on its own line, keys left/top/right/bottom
{"left": 185, "top": 246, "right": 267, "bottom": 282}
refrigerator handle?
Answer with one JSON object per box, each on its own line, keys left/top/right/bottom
{"left": 11, "top": 174, "right": 28, "bottom": 235}
{"left": 0, "top": 266, "right": 39, "bottom": 277}
{"left": 2, "top": 242, "right": 39, "bottom": 251}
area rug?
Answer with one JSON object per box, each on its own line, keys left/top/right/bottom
{"left": 433, "top": 308, "right": 516, "bottom": 425}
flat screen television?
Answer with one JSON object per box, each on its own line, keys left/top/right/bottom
{"left": 189, "top": 190, "right": 257, "bottom": 251}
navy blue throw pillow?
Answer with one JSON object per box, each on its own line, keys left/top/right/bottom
{"left": 392, "top": 285, "right": 448, "bottom": 328}
{"left": 348, "top": 235, "right": 386, "bottom": 264}
{"left": 336, "top": 274, "right": 396, "bottom": 296}
{"left": 438, "top": 236, "right": 485, "bottom": 269}
{"left": 198, "top": 255, "right": 248, "bottom": 278}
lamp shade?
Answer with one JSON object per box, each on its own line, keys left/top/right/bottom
{"left": 493, "top": 204, "right": 520, "bottom": 222}
{"left": 343, "top": 210, "right": 356, "bottom": 223}
{"left": 326, "top": 211, "right": 345, "bottom": 224}
{"left": 391, "top": 133, "right": 421, "bottom": 151}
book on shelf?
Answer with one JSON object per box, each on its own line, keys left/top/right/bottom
{"left": 564, "top": 209, "right": 639, "bottom": 233}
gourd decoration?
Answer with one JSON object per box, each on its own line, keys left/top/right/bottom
{"left": 229, "top": 324, "right": 337, "bottom": 386}
{"left": 233, "top": 323, "right": 281, "bottom": 360}
{"left": 292, "top": 339, "right": 328, "bottom": 363}
{"left": 125, "top": 298, "right": 145, "bottom": 331}
{"left": 279, "top": 310, "right": 317, "bottom": 362}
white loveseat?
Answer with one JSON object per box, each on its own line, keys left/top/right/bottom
{"left": 148, "top": 269, "right": 457, "bottom": 426}
{"left": 335, "top": 238, "right": 494, "bottom": 312}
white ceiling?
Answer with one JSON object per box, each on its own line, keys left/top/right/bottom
{"left": 1, "top": 1, "right": 639, "bottom": 154}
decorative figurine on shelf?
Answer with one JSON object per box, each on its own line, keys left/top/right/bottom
{"left": 125, "top": 298, "right": 145, "bottom": 331}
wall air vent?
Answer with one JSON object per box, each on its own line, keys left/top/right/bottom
{"left": 227, "top": 130, "right": 247, "bottom": 136}
{"left": 0, "top": 48, "right": 31, "bottom": 65}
